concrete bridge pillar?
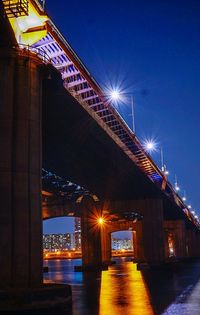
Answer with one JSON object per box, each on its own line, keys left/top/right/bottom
{"left": 80, "top": 196, "right": 104, "bottom": 270}
{"left": 133, "top": 221, "right": 144, "bottom": 262}
{"left": 186, "top": 229, "right": 200, "bottom": 258}
{"left": 101, "top": 228, "right": 112, "bottom": 265}
{"left": 0, "top": 48, "right": 43, "bottom": 288}
{"left": 164, "top": 220, "right": 187, "bottom": 259}
{"left": 141, "top": 198, "right": 165, "bottom": 264}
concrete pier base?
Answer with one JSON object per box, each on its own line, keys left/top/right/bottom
{"left": 0, "top": 284, "right": 72, "bottom": 312}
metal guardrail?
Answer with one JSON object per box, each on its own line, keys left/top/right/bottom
{"left": 15, "top": 44, "right": 51, "bottom": 64}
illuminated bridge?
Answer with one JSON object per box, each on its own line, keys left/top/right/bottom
{"left": 1, "top": 0, "right": 200, "bottom": 303}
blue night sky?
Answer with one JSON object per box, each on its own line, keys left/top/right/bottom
{"left": 43, "top": 0, "right": 200, "bottom": 235}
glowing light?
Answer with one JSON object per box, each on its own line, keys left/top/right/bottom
{"left": 7, "top": 1, "right": 48, "bottom": 45}
{"left": 143, "top": 139, "right": 157, "bottom": 152}
{"left": 169, "top": 248, "right": 174, "bottom": 254}
{"left": 110, "top": 90, "right": 121, "bottom": 101}
{"left": 174, "top": 175, "right": 180, "bottom": 192}
{"left": 182, "top": 191, "right": 187, "bottom": 202}
{"left": 188, "top": 205, "right": 192, "bottom": 209}
{"left": 99, "top": 263, "right": 154, "bottom": 315}
{"left": 175, "top": 185, "right": 180, "bottom": 191}
{"left": 98, "top": 217, "right": 105, "bottom": 225}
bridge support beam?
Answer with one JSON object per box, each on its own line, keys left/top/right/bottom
{"left": 79, "top": 196, "right": 105, "bottom": 270}
{"left": 137, "top": 198, "right": 165, "bottom": 264}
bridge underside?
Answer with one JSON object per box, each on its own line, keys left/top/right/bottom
{"left": 42, "top": 68, "right": 190, "bottom": 222}
{"left": 43, "top": 67, "right": 160, "bottom": 201}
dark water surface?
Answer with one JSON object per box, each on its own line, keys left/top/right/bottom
{"left": 43, "top": 258, "right": 200, "bottom": 315}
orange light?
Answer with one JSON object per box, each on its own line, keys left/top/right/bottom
{"left": 98, "top": 217, "right": 104, "bottom": 225}
{"left": 99, "top": 263, "right": 154, "bottom": 315}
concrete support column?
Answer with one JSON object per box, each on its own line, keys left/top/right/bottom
{"left": 80, "top": 196, "right": 103, "bottom": 269}
{"left": 101, "top": 228, "right": 111, "bottom": 264}
{"left": 174, "top": 221, "right": 186, "bottom": 259}
{"left": 142, "top": 198, "right": 165, "bottom": 263}
{"left": 164, "top": 220, "right": 187, "bottom": 259}
{"left": 186, "top": 230, "right": 200, "bottom": 258}
{"left": 134, "top": 221, "right": 144, "bottom": 262}
{"left": 0, "top": 49, "right": 43, "bottom": 288}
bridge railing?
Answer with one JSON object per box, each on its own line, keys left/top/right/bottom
{"left": 15, "top": 44, "right": 51, "bottom": 64}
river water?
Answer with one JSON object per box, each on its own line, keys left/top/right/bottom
{"left": 43, "top": 258, "right": 200, "bottom": 315}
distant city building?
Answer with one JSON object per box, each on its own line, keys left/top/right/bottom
{"left": 71, "top": 233, "right": 76, "bottom": 251}
{"left": 111, "top": 238, "right": 133, "bottom": 250}
{"left": 74, "top": 217, "right": 81, "bottom": 250}
{"left": 43, "top": 233, "right": 71, "bottom": 251}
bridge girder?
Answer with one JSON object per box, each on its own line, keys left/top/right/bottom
{"left": 2, "top": 0, "right": 199, "bottom": 230}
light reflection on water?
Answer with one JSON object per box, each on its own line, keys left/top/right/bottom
{"left": 44, "top": 258, "right": 153, "bottom": 315}
{"left": 99, "top": 262, "right": 154, "bottom": 315}
{"left": 43, "top": 258, "right": 200, "bottom": 315}
{"left": 44, "top": 259, "right": 83, "bottom": 285}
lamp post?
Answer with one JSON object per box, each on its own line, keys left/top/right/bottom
{"left": 174, "top": 175, "right": 180, "bottom": 191}
{"left": 138, "top": 137, "right": 196, "bottom": 219}
{"left": 130, "top": 95, "right": 135, "bottom": 133}
{"left": 110, "top": 90, "right": 135, "bottom": 133}
{"left": 144, "top": 140, "right": 169, "bottom": 176}
{"left": 182, "top": 190, "right": 186, "bottom": 202}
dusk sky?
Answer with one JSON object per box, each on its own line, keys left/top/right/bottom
{"left": 43, "top": 0, "right": 200, "bottom": 235}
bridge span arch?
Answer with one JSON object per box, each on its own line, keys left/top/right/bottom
{"left": 42, "top": 195, "right": 200, "bottom": 268}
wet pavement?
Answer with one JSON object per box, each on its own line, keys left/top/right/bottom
{"left": 43, "top": 257, "right": 200, "bottom": 315}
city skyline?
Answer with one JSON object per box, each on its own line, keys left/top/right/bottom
{"left": 43, "top": 232, "right": 133, "bottom": 251}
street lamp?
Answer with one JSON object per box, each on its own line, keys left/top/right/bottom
{"left": 160, "top": 147, "right": 169, "bottom": 176}
{"left": 110, "top": 90, "right": 121, "bottom": 101}
{"left": 109, "top": 89, "right": 135, "bottom": 133}
{"left": 130, "top": 95, "right": 135, "bottom": 133}
{"left": 143, "top": 139, "right": 157, "bottom": 152}
{"left": 144, "top": 141, "right": 169, "bottom": 176}
{"left": 182, "top": 190, "right": 187, "bottom": 202}
{"left": 174, "top": 175, "right": 180, "bottom": 191}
